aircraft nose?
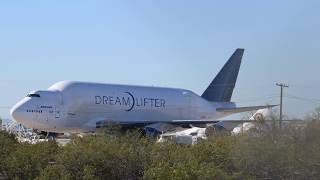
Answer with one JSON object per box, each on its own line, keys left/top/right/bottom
{"left": 10, "top": 98, "right": 30, "bottom": 123}
{"left": 10, "top": 104, "right": 23, "bottom": 122}
{"left": 10, "top": 98, "right": 46, "bottom": 130}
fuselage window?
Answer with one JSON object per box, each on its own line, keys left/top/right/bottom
{"left": 26, "top": 110, "right": 43, "bottom": 113}
{"left": 40, "top": 106, "right": 52, "bottom": 108}
{"left": 26, "top": 94, "right": 41, "bottom": 98}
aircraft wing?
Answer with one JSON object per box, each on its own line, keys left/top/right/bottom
{"left": 216, "top": 105, "right": 277, "bottom": 114}
{"left": 96, "top": 106, "right": 279, "bottom": 132}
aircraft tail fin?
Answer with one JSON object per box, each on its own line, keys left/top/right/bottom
{"left": 201, "top": 48, "right": 244, "bottom": 102}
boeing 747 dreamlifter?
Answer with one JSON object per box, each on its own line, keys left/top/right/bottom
{"left": 10, "top": 49, "right": 274, "bottom": 133}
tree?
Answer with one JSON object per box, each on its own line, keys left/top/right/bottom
{"left": 309, "top": 106, "right": 320, "bottom": 121}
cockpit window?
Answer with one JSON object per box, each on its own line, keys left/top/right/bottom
{"left": 26, "top": 94, "right": 40, "bottom": 98}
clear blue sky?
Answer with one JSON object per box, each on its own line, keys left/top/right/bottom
{"left": 1, "top": 0, "right": 320, "bottom": 119}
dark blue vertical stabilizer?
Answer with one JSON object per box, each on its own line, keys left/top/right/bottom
{"left": 201, "top": 48, "right": 244, "bottom": 102}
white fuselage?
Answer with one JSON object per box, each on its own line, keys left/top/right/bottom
{"left": 10, "top": 81, "right": 235, "bottom": 133}
{"left": 10, "top": 49, "right": 273, "bottom": 134}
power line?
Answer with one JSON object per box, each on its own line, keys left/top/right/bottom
{"left": 0, "top": 106, "right": 11, "bottom": 109}
{"left": 284, "top": 94, "right": 320, "bottom": 104}
{"left": 233, "top": 95, "right": 279, "bottom": 103}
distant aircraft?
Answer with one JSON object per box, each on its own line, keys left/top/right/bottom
{"left": 157, "top": 126, "right": 207, "bottom": 145}
{"left": 157, "top": 108, "right": 271, "bottom": 145}
{"left": 231, "top": 108, "right": 271, "bottom": 136}
{"left": 10, "top": 48, "right": 275, "bottom": 133}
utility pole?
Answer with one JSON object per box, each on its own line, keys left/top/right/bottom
{"left": 276, "top": 83, "right": 289, "bottom": 129}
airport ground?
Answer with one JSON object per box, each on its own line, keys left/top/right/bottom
{"left": 1, "top": 117, "right": 320, "bottom": 180}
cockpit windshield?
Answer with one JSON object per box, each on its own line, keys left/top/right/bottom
{"left": 26, "top": 94, "right": 41, "bottom": 98}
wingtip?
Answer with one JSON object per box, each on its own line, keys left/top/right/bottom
{"left": 266, "top": 104, "right": 279, "bottom": 108}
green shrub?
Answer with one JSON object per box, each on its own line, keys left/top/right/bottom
{"left": 4, "top": 140, "right": 59, "bottom": 179}
{"left": 2, "top": 119, "right": 320, "bottom": 179}
{"left": 0, "top": 130, "right": 18, "bottom": 177}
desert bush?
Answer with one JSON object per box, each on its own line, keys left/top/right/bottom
{"left": 4, "top": 140, "right": 59, "bottom": 179}
{"left": 232, "top": 121, "right": 320, "bottom": 180}
{"left": 0, "top": 130, "right": 18, "bottom": 177}
{"left": 42, "top": 131, "right": 153, "bottom": 179}
{"left": 2, "top": 118, "right": 320, "bottom": 179}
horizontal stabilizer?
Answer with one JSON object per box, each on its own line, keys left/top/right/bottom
{"left": 216, "top": 105, "right": 277, "bottom": 114}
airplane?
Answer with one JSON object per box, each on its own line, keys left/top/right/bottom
{"left": 10, "top": 48, "right": 275, "bottom": 134}
{"left": 231, "top": 108, "right": 271, "bottom": 136}
{"left": 157, "top": 126, "right": 207, "bottom": 145}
